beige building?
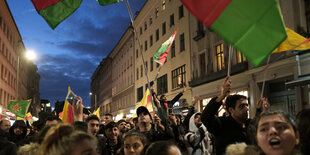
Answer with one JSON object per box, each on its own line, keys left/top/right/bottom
{"left": 133, "top": 0, "right": 192, "bottom": 115}
{"left": 0, "top": 0, "right": 40, "bottom": 117}
{"left": 189, "top": 0, "right": 310, "bottom": 117}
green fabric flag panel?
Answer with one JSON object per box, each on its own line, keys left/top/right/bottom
{"left": 97, "top": 0, "right": 123, "bottom": 6}
{"left": 8, "top": 100, "right": 31, "bottom": 118}
{"left": 182, "top": 0, "right": 287, "bottom": 67}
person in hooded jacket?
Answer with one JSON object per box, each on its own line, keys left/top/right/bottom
{"left": 8, "top": 120, "right": 28, "bottom": 147}
{"left": 184, "top": 112, "right": 214, "bottom": 155}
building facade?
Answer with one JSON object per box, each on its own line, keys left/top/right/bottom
{"left": 0, "top": 0, "right": 40, "bottom": 117}
{"left": 189, "top": 0, "right": 310, "bottom": 117}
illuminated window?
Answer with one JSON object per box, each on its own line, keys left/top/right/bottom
{"left": 162, "top": 0, "right": 166, "bottom": 10}
{"left": 155, "top": 8, "right": 159, "bottom": 18}
{"left": 216, "top": 43, "right": 225, "bottom": 71}
{"left": 236, "top": 50, "right": 246, "bottom": 63}
{"left": 172, "top": 65, "right": 186, "bottom": 89}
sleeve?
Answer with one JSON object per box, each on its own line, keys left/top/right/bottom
{"left": 201, "top": 97, "right": 223, "bottom": 135}
{"left": 183, "top": 106, "right": 196, "bottom": 132}
{"left": 168, "top": 92, "right": 183, "bottom": 107}
{"left": 184, "top": 126, "right": 205, "bottom": 148}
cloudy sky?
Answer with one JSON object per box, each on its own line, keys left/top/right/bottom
{"left": 7, "top": 0, "right": 146, "bottom": 107}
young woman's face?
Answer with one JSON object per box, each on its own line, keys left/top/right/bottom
{"left": 124, "top": 136, "right": 144, "bottom": 155}
{"left": 256, "top": 114, "right": 299, "bottom": 155}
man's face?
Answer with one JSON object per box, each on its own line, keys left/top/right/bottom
{"left": 138, "top": 112, "right": 151, "bottom": 124}
{"left": 118, "top": 122, "right": 128, "bottom": 133}
{"left": 103, "top": 116, "right": 113, "bottom": 125}
{"left": 230, "top": 99, "right": 249, "bottom": 122}
{"left": 45, "top": 120, "right": 59, "bottom": 126}
{"left": 87, "top": 119, "right": 100, "bottom": 136}
{"left": 13, "top": 126, "right": 24, "bottom": 135}
{"left": 161, "top": 95, "right": 167, "bottom": 102}
{"left": 105, "top": 127, "right": 119, "bottom": 140}
{"left": 194, "top": 114, "right": 202, "bottom": 127}
{"left": 0, "top": 120, "right": 11, "bottom": 133}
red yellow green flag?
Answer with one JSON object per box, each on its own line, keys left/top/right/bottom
{"left": 31, "top": 0, "right": 82, "bottom": 29}
{"left": 97, "top": 0, "right": 123, "bottom": 6}
{"left": 153, "top": 29, "right": 178, "bottom": 66}
{"left": 8, "top": 100, "right": 31, "bottom": 118}
{"left": 181, "top": 0, "right": 287, "bottom": 67}
{"left": 136, "top": 89, "right": 153, "bottom": 112}
{"left": 25, "top": 112, "right": 34, "bottom": 125}
{"left": 273, "top": 28, "right": 310, "bottom": 53}
{"left": 61, "top": 87, "right": 75, "bottom": 124}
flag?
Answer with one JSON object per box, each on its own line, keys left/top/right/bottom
{"left": 136, "top": 89, "right": 153, "bottom": 113}
{"left": 8, "top": 100, "right": 31, "bottom": 118}
{"left": 31, "top": 0, "right": 83, "bottom": 29}
{"left": 61, "top": 87, "right": 75, "bottom": 124}
{"left": 93, "top": 107, "right": 100, "bottom": 119}
{"left": 97, "top": 0, "right": 122, "bottom": 6}
{"left": 273, "top": 28, "right": 310, "bottom": 53}
{"left": 181, "top": 0, "right": 287, "bottom": 67}
{"left": 154, "top": 29, "right": 178, "bottom": 66}
{"left": 25, "top": 112, "right": 34, "bottom": 125}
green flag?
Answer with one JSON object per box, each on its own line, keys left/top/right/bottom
{"left": 8, "top": 100, "right": 31, "bottom": 118}
{"left": 97, "top": 0, "right": 123, "bottom": 6}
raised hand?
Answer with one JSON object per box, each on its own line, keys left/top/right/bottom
{"left": 73, "top": 96, "right": 84, "bottom": 122}
{"left": 217, "top": 76, "right": 231, "bottom": 102}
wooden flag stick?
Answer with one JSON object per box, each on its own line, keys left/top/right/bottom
{"left": 260, "top": 55, "right": 271, "bottom": 98}
{"left": 227, "top": 45, "right": 233, "bottom": 76}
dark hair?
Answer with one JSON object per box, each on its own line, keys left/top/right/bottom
{"left": 133, "top": 117, "right": 138, "bottom": 123}
{"left": 143, "top": 141, "right": 179, "bottom": 155}
{"left": 86, "top": 115, "right": 100, "bottom": 123}
{"left": 73, "top": 121, "right": 88, "bottom": 132}
{"left": 160, "top": 95, "right": 166, "bottom": 100}
{"left": 46, "top": 115, "right": 62, "bottom": 123}
{"left": 194, "top": 113, "right": 201, "bottom": 119}
{"left": 295, "top": 109, "right": 310, "bottom": 155}
{"left": 124, "top": 131, "right": 148, "bottom": 145}
{"left": 117, "top": 120, "right": 126, "bottom": 125}
{"left": 104, "top": 113, "right": 113, "bottom": 118}
{"left": 34, "top": 125, "right": 55, "bottom": 144}
{"left": 225, "top": 94, "right": 247, "bottom": 114}
{"left": 104, "top": 122, "right": 118, "bottom": 131}
{"left": 255, "top": 110, "right": 297, "bottom": 133}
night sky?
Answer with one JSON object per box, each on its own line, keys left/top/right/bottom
{"left": 7, "top": 0, "right": 146, "bottom": 108}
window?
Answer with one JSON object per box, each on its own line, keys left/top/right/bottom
{"left": 172, "top": 65, "right": 186, "bottom": 89}
{"left": 145, "top": 61, "right": 148, "bottom": 71}
{"left": 156, "top": 29, "right": 159, "bottom": 41}
{"left": 140, "top": 27, "right": 142, "bottom": 35}
{"left": 136, "top": 68, "right": 139, "bottom": 80}
{"left": 179, "top": 5, "right": 184, "bottom": 19}
{"left": 136, "top": 49, "right": 138, "bottom": 58}
{"left": 150, "top": 57, "right": 154, "bottom": 71}
{"left": 137, "top": 86, "right": 143, "bottom": 102}
{"left": 216, "top": 43, "right": 225, "bottom": 71}
{"left": 180, "top": 33, "right": 185, "bottom": 52}
{"left": 162, "top": 22, "right": 166, "bottom": 36}
{"left": 156, "top": 62, "right": 160, "bottom": 68}
{"left": 144, "top": 21, "right": 147, "bottom": 30}
{"left": 150, "top": 17, "right": 153, "bottom": 25}
{"left": 162, "top": 0, "right": 166, "bottom": 10}
{"left": 140, "top": 65, "right": 143, "bottom": 77}
{"left": 150, "top": 35, "right": 153, "bottom": 47}
{"left": 155, "top": 8, "right": 159, "bottom": 18}
{"left": 199, "top": 53, "right": 206, "bottom": 76}
{"left": 157, "top": 74, "right": 167, "bottom": 95}
{"left": 170, "top": 14, "right": 174, "bottom": 27}
{"left": 171, "top": 42, "right": 175, "bottom": 58}
{"left": 235, "top": 50, "right": 246, "bottom": 63}
{"left": 145, "top": 40, "right": 148, "bottom": 51}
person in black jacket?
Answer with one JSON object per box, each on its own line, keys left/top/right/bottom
{"left": 201, "top": 76, "right": 268, "bottom": 155}
{"left": 8, "top": 120, "right": 28, "bottom": 147}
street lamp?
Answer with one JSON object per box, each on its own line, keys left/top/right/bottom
{"left": 89, "top": 92, "right": 97, "bottom": 110}
{"left": 16, "top": 49, "right": 37, "bottom": 100}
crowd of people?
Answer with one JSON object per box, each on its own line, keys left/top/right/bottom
{"left": 0, "top": 76, "right": 309, "bottom": 155}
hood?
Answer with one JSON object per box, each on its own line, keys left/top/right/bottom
{"left": 189, "top": 112, "right": 203, "bottom": 132}
{"left": 9, "top": 120, "right": 27, "bottom": 138}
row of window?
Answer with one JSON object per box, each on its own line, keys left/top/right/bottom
{"left": 0, "top": 88, "right": 14, "bottom": 108}
{"left": 1, "top": 64, "right": 16, "bottom": 89}
{"left": 0, "top": 16, "right": 15, "bottom": 49}
{"left": 0, "top": 39, "right": 17, "bottom": 68}
{"left": 137, "top": 64, "right": 186, "bottom": 101}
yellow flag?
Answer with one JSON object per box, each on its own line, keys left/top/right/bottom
{"left": 93, "top": 107, "right": 100, "bottom": 119}
{"left": 273, "top": 28, "right": 310, "bottom": 53}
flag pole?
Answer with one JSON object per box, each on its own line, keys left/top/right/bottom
{"left": 227, "top": 45, "right": 233, "bottom": 76}
{"left": 154, "top": 65, "right": 162, "bottom": 82}
{"left": 125, "top": 0, "right": 156, "bottom": 114}
{"left": 260, "top": 56, "right": 271, "bottom": 98}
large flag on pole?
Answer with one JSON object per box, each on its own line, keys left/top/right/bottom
{"left": 62, "top": 87, "right": 75, "bottom": 124}
{"left": 97, "top": 0, "right": 123, "bottom": 6}
{"left": 31, "top": 0, "right": 83, "bottom": 29}
{"left": 181, "top": 0, "right": 287, "bottom": 67}
{"left": 273, "top": 28, "right": 310, "bottom": 53}
{"left": 154, "top": 29, "right": 178, "bottom": 66}
{"left": 8, "top": 100, "right": 31, "bottom": 118}
{"left": 136, "top": 89, "right": 153, "bottom": 113}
